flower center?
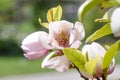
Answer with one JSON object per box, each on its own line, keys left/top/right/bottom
{"left": 56, "top": 31, "right": 69, "bottom": 47}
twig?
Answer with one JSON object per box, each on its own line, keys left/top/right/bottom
{"left": 102, "top": 74, "right": 107, "bottom": 80}
{"left": 96, "top": 77, "right": 100, "bottom": 80}
{"left": 75, "top": 66, "right": 89, "bottom": 80}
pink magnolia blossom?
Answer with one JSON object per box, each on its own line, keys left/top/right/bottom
{"left": 81, "top": 42, "right": 115, "bottom": 78}
{"left": 21, "top": 20, "right": 85, "bottom": 72}
{"left": 48, "top": 20, "right": 85, "bottom": 49}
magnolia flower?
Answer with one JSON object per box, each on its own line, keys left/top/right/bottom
{"left": 81, "top": 42, "right": 115, "bottom": 78}
{"left": 109, "top": 7, "right": 120, "bottom": 37}
{"left": 41, "top": 20, "right": 85, "bottom": 72}
{"left": 49, "top": 20, "right": 85, "bottom": 49}
{"left": 21, "top": 20, "right": 85, "bottom": 72}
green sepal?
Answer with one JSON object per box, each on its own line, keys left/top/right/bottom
{"left": 102, "top": 40, "right": 120, "bottom": 76}
{"left": 101, "top": 0, "right": 120, "bottom": 9}
{"left": 86, "top": 23, "right": 112, "bottom": 43}
{"left": 85, "top": 56, "right": 99, "bottom": 75}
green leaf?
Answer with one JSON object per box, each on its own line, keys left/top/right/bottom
{"left": 85, "top": 56, "right": 99, "bottom": 75}
{"left": 47, "top": 5, "right": 62, "bottom": 22}
{"left": 62, "top": 48, "right": 86, "bottom": 71}
{"left": 78, "top": 0, "right": 105, "bottom": 21}
{"left": 86, "top": 23, "right": 112, "bottom": 43}
{"left": 101, "top": 0, "right": 120, "bottom": 9}
{"left": 85, "top": 52, "right": 89, "bottom": 62}
{"left": 102, "top": 40, "right": 120, "bottom": 74}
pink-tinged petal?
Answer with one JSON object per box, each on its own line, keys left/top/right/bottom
{"left": 21, "top": 31, "right": 49, "bottom": 60}
{"left": 74, "top": 22, "right": 85, "bottom": 40}
{"left": 107, "top": 59, "right": 115, "bottom": 74}
{"left": 23, "top": 49, "right": 48, "bottom": 60}
{"left": 69, "top": 30, "right": 75, "bottom": 45}
{"left": 70, "top": 40, "right": 81, "bottom": 49}
{"left": 42, "top": 52, "right": 56, "bottom": 68}
{"left": 39, "top": 32, "right": 53, "bottom": 49}
{"left": 49, "top": 20, "right": 73, "bottom": 38}
{"left": 42, "top": 52, "right": 70, "bottom": 72}
{"left": 22, "top": 31, "right": 42, "bottom": 45}
{"left": 110, "top": 7, "right": 120, "bottom": 37}
{"left": 51, "top": 39, "right": 64, "bottom": 49}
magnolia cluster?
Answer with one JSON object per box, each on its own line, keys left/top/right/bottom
{"left": 21, "top": 20, "right": 115, "bottom": 79}
{"left": 21, "top": 20, "right": 85, "bottom": 72}
{"left": 20, "top": 0, "right": 120, "bottom": 79}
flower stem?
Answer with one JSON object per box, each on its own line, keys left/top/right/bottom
{"left": 75, "top": 67, "right": 89, "bottom": 80}
{"left": 102, "top": 75, "right": 107, "bottom": 80}
{"left": 96, "top": 78, "right": 100, "bottom": 80}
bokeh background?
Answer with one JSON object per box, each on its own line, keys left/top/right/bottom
{"left": 0, "top": 0, "right": 119, "bottom": 77}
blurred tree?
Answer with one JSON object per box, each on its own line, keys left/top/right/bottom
{"left": 0, "top": 39, "right": 23, "bottom": 56}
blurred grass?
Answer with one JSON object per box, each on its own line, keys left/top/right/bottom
{"left": 0, "top": 57, "right": 52, "bottom": 77}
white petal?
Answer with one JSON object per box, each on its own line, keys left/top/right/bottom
{"left": 82, "top": 42, "right": 106, "bottom": 60}
{"left": 69, "top": 30, "right": 75, "bottom": 45}
{"left": 49, "top": 20, "right": 73, "bottom": 38}
{"left": 22, "top": 31, "right": 42, "bottom": 45}
{"left": 74, "top": 22, "right": 85, "bottom": 40}
{"left": 39, "top": 31, "right": 53, "bottom": 49}
{"left": 42, "top": 52, "right": 56, "bottom": 68}
{"left": 70, "top": 40, "right": 81, "bottom": 49}
{"left": 110, "top": 7, "right": 120, "bottom": 37}
{"left": 90, "top": 42, "right": 106, "bottom": 57}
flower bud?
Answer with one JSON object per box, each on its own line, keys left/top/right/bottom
{"left": 81, "top": 42, "right": 115, "bottom": 78}
{"left": 21, "top": 32, "right": 49, "bottom": 60}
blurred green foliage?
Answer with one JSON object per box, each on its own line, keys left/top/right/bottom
{"left": 0, "top": 0, "right": 82, "bottom": 57}
{"left": 0, "top": 39, "right": 23, "bottom": 56}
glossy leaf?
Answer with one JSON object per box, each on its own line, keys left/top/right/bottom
{"left": 78, "top": 0, "right": 105, "bottom": 21}
{"left": 86, "top": 23, "right": 112, "bottom": 43}
{"left": 85, "top": 56, "right": 99, "bottom": 75}
{"left": 101, "top": 0, "right": 120, "bottom": 9}
{"left": 102, "top": 40, "right": 120, "bottom": 74}
{"left": 47, "top": 5, "right": 62, "bottom": 22}
{"left": 62, "top": 48, "right": 86, "bottom": 71}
